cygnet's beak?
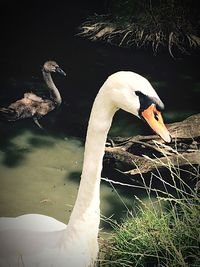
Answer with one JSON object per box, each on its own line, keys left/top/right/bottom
{"left": 56, "top": 67, "right": 66, "bottom": 76}
{"left": 141, "top": 104, "right": 171, "bottom": 143}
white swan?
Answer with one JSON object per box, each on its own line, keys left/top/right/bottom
{"left": 0, "top": 71, "right": 171, "bottom": 267}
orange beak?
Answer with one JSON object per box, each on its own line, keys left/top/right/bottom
{"left": 141, "top": 104, "right": 171, "bottom": 143}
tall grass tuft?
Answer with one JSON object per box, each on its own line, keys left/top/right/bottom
{"left": 99, "top": 148, "right": 200, "bottom": 267}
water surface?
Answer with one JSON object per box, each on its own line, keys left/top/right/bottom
{"left": 0, "top": 123, "right": 135, "bottom": 230}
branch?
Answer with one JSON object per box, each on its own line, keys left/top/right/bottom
{"left": 104, "top": 113, "right": 200, "bottom": 176}
{"left": 125, "top": 151, "right": 200, "bottom": 175}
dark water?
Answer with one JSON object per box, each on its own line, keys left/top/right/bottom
{"left": 0, "top": 2, "right": 200, "bottom": 229}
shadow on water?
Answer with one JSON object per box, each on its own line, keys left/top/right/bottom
{"left": 66, "top": 171, "right": 81, "bottom": 185}
{"left": 28, "top": 136, "right": 55, "bottom": 148}
{"left": 0, "top": 123, "right": 31, "bottom": 167}
{"left": 0, "top": 120, "right": 57, "bottom": 167}
{"left": 1, "top": 146, "right": 31, "bottom": 168}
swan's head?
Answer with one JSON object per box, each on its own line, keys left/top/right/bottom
{"left": 43, "top": 61, "right": 66, "bottom": 76}
{"left": 105, "top": 71, "right": 171, "bottom": 143}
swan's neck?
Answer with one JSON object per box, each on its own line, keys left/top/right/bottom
{"left": 42, "top": 70, "right": 62, "bottom": 106}
{"left": 67, "top": 87, "right": 116, "bottom": 231}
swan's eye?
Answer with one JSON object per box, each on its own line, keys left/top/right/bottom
{"left": 154, "top": 112, "right": 159, "bottom": 121}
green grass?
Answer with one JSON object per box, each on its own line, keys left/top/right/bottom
{"left": 99, "top": 149, "right": 200, "bottom": 267}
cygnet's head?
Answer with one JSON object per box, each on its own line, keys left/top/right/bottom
{"left": 42, "top": 61, "right": 66, "bottom": 76}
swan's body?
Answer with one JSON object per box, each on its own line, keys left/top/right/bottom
{"left": 0, "top": 61, "right": 66, "bottom": 128}
{"left": 0, "top": 71, "right": 171, "bottom": 267}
